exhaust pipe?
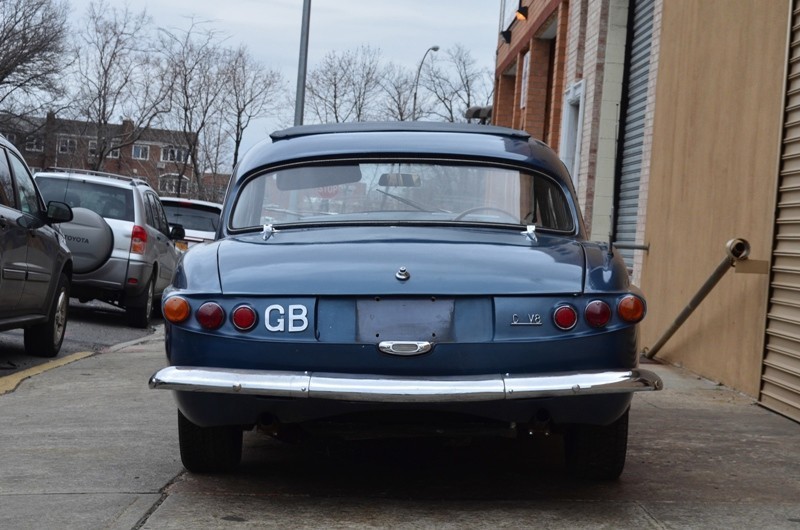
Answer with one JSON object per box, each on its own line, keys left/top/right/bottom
{"left": 642, "top": 239, "right": 750, "bottom": 360}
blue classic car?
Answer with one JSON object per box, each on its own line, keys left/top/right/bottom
{"left": 149, "top": 122, "right": 662, "bottom": 479}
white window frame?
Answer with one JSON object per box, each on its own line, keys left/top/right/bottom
{"left": 25, "top": 137, "right": 44, "bottom": 152}
{"left": 132, "top": 144, "right": 149, "bottom": 160}
{"left": 58, "top": 137, "right": 77, "bottom": 154}
{"left": 158, "top": 173, "right": 189, "bottom": 195}
{"left": 161, "top": 146, "right": 189, "bottom": 163}
{"left": 520, "top": 51, "right": 530, "bottom": 110}
{"left": 558, "top": 80, "right": 586, "bottom": 187}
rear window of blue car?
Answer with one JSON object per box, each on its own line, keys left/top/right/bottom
{"left": 231, "top": 161, "right": 575, "bottom": 232}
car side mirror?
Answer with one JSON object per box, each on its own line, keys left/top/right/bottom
{"left": 46, "top": 201, "right": 73, "bottom": 223}
{"left": 170, "top": 224, "right": 185, "bottom": 241}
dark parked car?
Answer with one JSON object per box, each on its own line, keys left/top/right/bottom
{"left": 0, "top": 135, "right": 73, "bottom": 357}
{"left": 149, "top": 122, "right": 663, "bottom": 479}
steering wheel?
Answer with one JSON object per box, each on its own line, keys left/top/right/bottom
{"left": 453, "top": 206, "right": 520, "bottom": 222}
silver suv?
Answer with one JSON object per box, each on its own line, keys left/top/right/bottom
{"left": 35, "top": 169, "right": 184, "bottom": 328}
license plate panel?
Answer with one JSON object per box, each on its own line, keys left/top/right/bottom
{"left": 356, "top": 298, "right": 454, "bottom": 342}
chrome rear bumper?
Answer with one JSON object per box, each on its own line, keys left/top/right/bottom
{"left": 149, "top": 367, "right": 662, "bottom": 403}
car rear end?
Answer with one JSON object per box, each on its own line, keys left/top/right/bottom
{"left": 34, "top": 172, "right": 152, "bottom": 305}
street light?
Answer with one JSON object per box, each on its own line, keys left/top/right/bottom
{"left": 411, "top": 45, "right": 439, "bottom": 120}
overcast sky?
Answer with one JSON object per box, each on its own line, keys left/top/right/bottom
{"left": 68, "top": 0, "right": 502, "bottom": 153}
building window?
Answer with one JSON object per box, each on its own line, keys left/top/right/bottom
{"left": 25, "top": 136, "right": 44, "bottom": 152}
{"left": 158, "top": 174, "right": 189, "bottom": 195}
{"left": 88, "top": 140, "right": 120, "bottom": 158}
{"left": 520, "top": 51, "right": 530, "bottom": 110}
{"left": 132, "top": 144, "right": 149, "bottom": 160}
{"left": 558, "top": 80, "right": 585, "bottom": 187}
{"left": 2, "top": 132, "right": 16, "bottom": 143}
{"left": 58, "top": 137, "right": 77, "bottom": 154}
{"left": 161, "top": 146, "right": 189, "bottom": 163}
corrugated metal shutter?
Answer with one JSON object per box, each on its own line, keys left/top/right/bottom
{"left": 761, "top": 2, "right": 800, "bottom": 422}
{"left": 614, "top": 0, "right": 655, "bottom": 269}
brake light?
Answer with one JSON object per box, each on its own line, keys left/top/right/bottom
{"left": 196, "top": 302, "right": 225, "bottom": 330}
{"left": 585, "top": 300, "right": 612, "bottom": 328}
{"left": 618, "top": 295, "right": 646, "bottom": 323}
{"left": 553, "top": 305, "right": 578, "bottom": 330}
{"left": 131, "top": 225, "right": 147, "bottom": 255}
{"left": 163, "top": 296, "right": 191, "bottom": 323}
{"left": 232, "top": 305, "right": 257, "bottom": 331}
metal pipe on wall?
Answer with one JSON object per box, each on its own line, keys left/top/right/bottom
{"left": 642, "top": 239, "right": 751, "bottom": 360}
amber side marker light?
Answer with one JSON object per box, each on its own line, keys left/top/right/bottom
{"left": 163, "top": 297, "right": 191, "bottom": 323}
{"left": 618, "top": 295, "right": 646, "bottom": 323}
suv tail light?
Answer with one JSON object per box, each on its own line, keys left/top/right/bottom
{"left": 131, "top": 225, "right": 147, "bottom": 255}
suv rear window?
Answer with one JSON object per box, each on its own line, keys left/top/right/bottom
{"left": 36, "top": 177, "right": 134, "bottom": 222}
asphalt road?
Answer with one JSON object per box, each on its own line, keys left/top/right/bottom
{"left": 0, "top": 300, "right": 159, "bottom": 375}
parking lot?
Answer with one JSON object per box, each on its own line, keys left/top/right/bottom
{"left": 1, "top": 326, "right": 799, "bottom": 529}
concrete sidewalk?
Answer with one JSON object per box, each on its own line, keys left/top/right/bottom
{"left": 1, "top": 326, "right": 799, "bottom": 529}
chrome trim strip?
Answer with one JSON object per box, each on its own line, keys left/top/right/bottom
{"left": 149, "top": 367, "right": 662, "bottom": 403}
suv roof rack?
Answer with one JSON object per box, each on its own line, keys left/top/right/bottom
{"left": 41, "top": 167, "right": 151, "bottom": 187}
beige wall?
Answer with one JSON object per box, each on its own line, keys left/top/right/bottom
{"left": 640, "top": 0, "right": 789, "bottom": 395}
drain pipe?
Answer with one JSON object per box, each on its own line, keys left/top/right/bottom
{"left": 642, "top": 238, "right": 751, "bottom": 360}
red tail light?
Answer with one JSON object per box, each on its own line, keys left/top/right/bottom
{"left": 131, "top": 225, "right": 147, "bottom": 255}
{"left": 553, "top": 305, "right": 578, "bottom": 330}
{"left": 196, "top": 302, "right": 225, "bottom": 330}
{"left": 232, "top": 305, "right": 257, "bottom": 331}
{"left": 585, "top": 300, "right": 612, "bottom": 328}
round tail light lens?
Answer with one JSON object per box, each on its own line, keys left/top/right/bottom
{"left": 585, "top": 300, "right": 612, "bottom": 328}
{"left": 163, "top": 296, "right": 190, "bottom": 324}
{"left": 196, "top": 302, "right": 225, "bottom": 330}
{"left": 553, "top": 305, "right": 578, "bottom": 330}
{"left": 232, "top": 305, "right": 257, "bottom": 331}
{"left": 618, "top": 295, "right": 646, "bottom": 323}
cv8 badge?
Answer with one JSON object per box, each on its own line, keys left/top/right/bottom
{"left": 511, "top": 313, "right": 543, "bottom": 326}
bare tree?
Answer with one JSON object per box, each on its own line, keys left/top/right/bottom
{"left": 378, "top": 62, "right": 414, "bottom": 121}
{"left": 71, "top": 0, "right": 171, "bottom": 170}
{"left": 422, "top": 44, "right": 493, "bottom": 122}
{"left": 305, "top": 46, "right": 384, "bottom": 124}
{"left": 224, "top": 46, "right": 284, "bottom": 168}
{"left": 160, "top": 21, "right": 227, "bottom": 198}
{"left": 0, "top": 0, "right": 69, "bottom": 127}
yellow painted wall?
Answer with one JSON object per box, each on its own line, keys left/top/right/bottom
{"left": 639, "top": 0, "right": 789, "bottom": 396}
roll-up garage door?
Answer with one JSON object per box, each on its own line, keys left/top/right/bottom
{"left": 614, "top": 0, "right": 655, "bottom": 270}
{"left": 761, "top": 2, "right": 800, "bottom": 423}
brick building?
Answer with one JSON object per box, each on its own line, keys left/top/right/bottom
{"left": 495, "top": 0, "right": 800, "bottom": 422}
{"left": 0, "top": 113, "right": 228, "bottom": 202}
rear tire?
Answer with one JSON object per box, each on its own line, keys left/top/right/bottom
{"left": 178, "top": 410, "right": 243, "bottom": 473}
{"left": 564, "top": 408, "right": 629, "bottom": 480}
{"left": 25, "top": 273, "right": 69, "bottom": 358}
{"left": 126, "top": 276, "right": 154, "bottom": 328}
